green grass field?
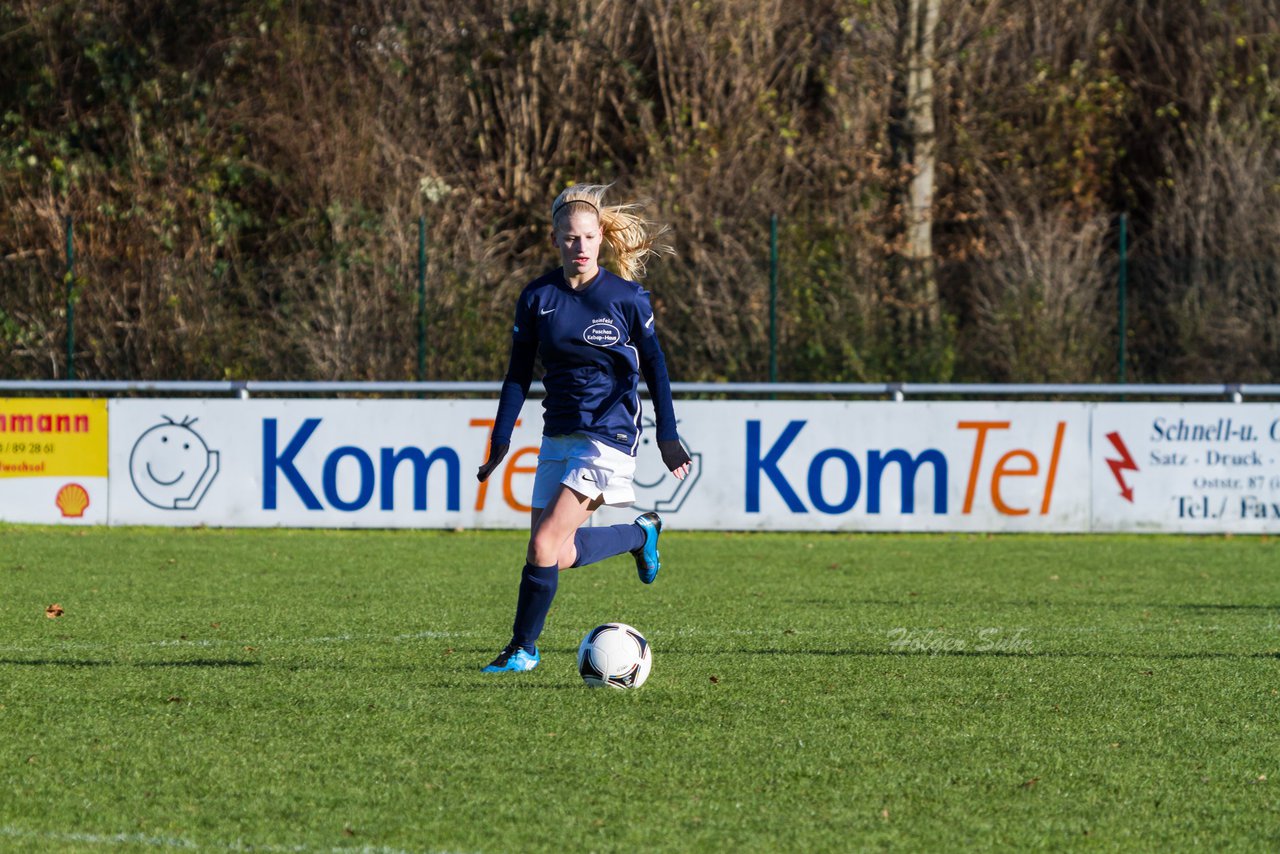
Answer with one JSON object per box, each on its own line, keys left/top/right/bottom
{"left": 1, "top": 525, "right": 1277, "bottom": 852}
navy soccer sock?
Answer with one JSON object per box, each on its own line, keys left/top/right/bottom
{"left": 570, "top": 523, "right": 646, "bottom": 568}
{"left": 511, "top": 562, "right": 559, "bottom": 653}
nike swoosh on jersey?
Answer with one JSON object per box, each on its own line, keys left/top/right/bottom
{"left": 540, "top": 307, "right": 556, "bottom": 315}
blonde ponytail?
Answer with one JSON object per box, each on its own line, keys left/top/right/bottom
{"left": 551, "top": 183, "right": 673, "bottom": 281}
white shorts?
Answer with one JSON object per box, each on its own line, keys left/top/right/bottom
{"left": 531, "top": 433, "right": 637, "bottom": 509}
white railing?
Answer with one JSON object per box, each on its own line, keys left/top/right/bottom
{"left": 2, "top": 379, "right": 1280, "bottom": 401}
{"left": 4, "top": 379, "right": 1280, "bottom": 402}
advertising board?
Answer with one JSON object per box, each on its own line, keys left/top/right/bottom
{"left": 0, "top": 397, "right": 1259, "bottom": 534}
{"left": 0, "top": 398, "right": 107, "bottom": 525}
{"left": 1091, "top": 404, "right": 1280, "bottom": 533}
{"left": 106, "top": 399, "right": 1096, "bottom": 532}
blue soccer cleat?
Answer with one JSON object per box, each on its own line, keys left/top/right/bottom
{"left": 632, "top": 512, "right": 663, "bottom": 584}
{"left": 481, "top": 644, "right": 540, "bottom": 673}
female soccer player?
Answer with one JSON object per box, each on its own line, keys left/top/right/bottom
{"left": 476, "top": 183, "right": 692, "bottom": 673}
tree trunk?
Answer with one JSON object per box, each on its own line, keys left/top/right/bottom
{"left": 905, "top": 0, "right": 940, "bottom": 326}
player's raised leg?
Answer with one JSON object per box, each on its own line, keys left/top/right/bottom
{"left": 560, "top": 516, "right": 658, "bottom": 574}
{"left": 631, "top": 511, "right": 663, "bottom": 584}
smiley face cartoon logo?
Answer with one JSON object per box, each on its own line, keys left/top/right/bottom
{"left": 632, "top": 417, "right": 701, "bottom": 514}
{"left": 128, "top": 416, "right": 220, "bottom": 510}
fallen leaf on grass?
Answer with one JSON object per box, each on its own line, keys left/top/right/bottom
{"left": 1022, "top": 777, "right": 1040, "bottom": 789}
{"left": 44, "top": 604, "right": 64, "bottom": 618}
{"left": 709, "top": 675, "right": 720, "bottom": 684}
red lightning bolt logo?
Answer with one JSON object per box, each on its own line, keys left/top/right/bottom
{"left": 1104, "top": 432, "right": 1138, "bottom": 502}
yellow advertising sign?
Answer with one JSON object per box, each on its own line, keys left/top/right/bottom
{"left": 0, "top": 398, "right": 108, "bottom": 479}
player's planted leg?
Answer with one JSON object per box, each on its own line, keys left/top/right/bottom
{"left": 480, "top": 561, "right": 557, "bottom": 673}
{"left": 481, "top": 644, "right": 541, "bottom": 672}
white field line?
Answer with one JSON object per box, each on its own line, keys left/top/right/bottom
{"left": 0, "top": 630, "right": 474, "bottom": 656}
{"left": 0, "top": 825, "right": 452, "bottom": 854}
{"left": 0, "top": 627, "right": 846, "bottom": 656}
{"left": 0, "top": 624, "right": 1242, "bottom": 657}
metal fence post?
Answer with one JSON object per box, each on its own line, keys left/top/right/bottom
{"left": 64, "top": 214, "right": 75, "bottom": 381}
{"left": 769, "top": 213, "right": 778, "bottom": 385}
{"left": 1118, "top": 212, "right": 1128, "bottom": 384}
{"left": 417, "top": 215, "right": 427, "bottom": 383}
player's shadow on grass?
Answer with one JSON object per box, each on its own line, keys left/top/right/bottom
{"left": 812, "top": 598, "right": 1277, "bottom": 610}
{"left": 136, "top": 659, "right": 261, "bottom": 668}
{"left": 738, "top": 648, "right": 1280, "bottom": 660}
{"left": 1175, "top": 603, "right": 1278, "bottom": 611}
{"left": 570, "top": 641, "right": 1277, "bottom": 661}
{"left": 0, "top": 658, "right": 261, "bottom": 668}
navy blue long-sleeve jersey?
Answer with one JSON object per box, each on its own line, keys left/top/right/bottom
{"left": 489, "top": 267, "right": 678, "bottom": 455}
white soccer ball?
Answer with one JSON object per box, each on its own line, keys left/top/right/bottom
{"left": 577, "top": 622, "right": 652, "bottom": 689}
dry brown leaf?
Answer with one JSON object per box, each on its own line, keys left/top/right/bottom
{"left": 44, "top": 604, "right": 64, "bottom": 618}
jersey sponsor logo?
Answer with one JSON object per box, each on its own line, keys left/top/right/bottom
{"left": 583, "top": 319, "right": 621, "bottom": 347}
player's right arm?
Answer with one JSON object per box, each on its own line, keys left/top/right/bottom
{"left": 478, "top": 290, "right": 539, "bottom": 482}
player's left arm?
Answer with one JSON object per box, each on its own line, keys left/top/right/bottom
{"left": 633, "top": 291, "right": 692, "bottom": 479}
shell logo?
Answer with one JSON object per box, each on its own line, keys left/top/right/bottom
{"left": 56, "top": 482, "right": 90, "bottom": 518}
